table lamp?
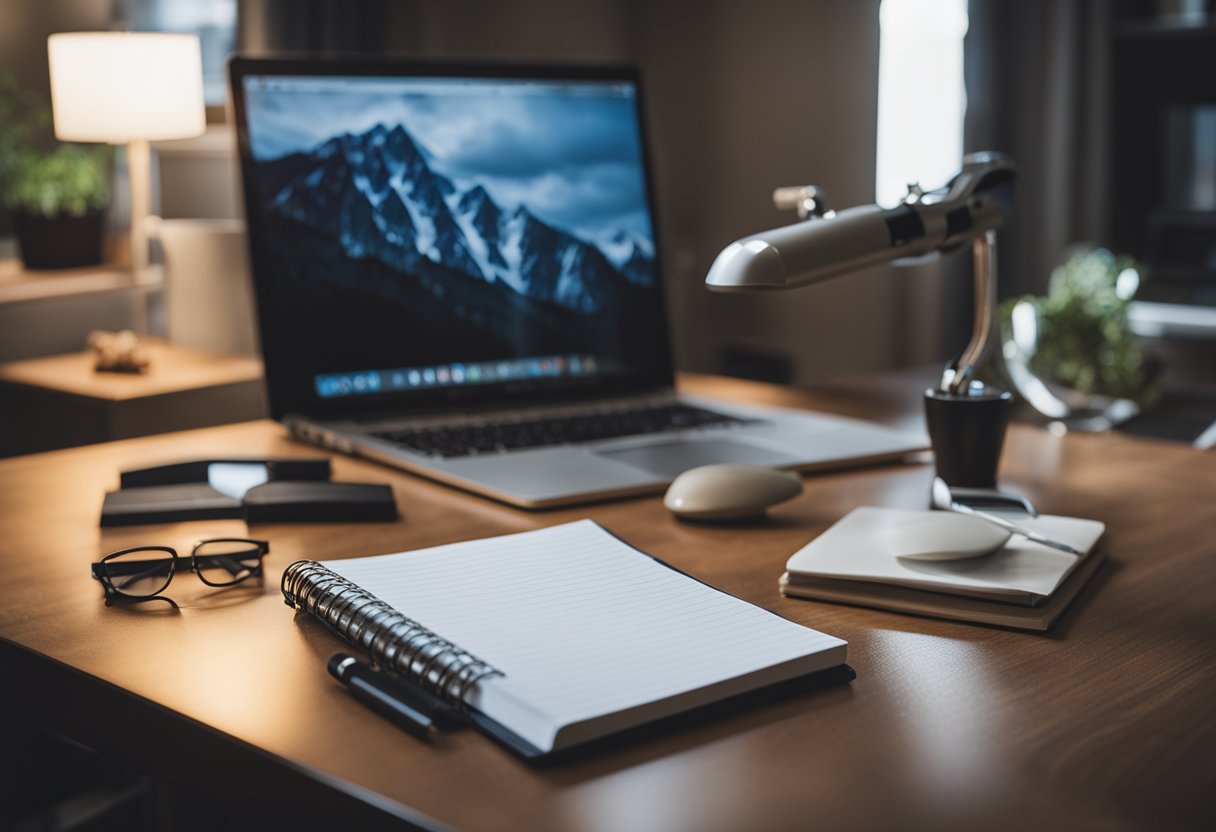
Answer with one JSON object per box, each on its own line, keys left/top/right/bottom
{"left": 47, "top": 32, "right": 206, "bottom": 278}
{"left": 705, "top": 152, "right": 1019, "bottom": 488}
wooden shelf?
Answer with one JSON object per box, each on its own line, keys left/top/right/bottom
{"left": 0, "top": 259, "right": 162, "bottom": 307}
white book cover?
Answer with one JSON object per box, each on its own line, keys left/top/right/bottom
{"left": 784, "top": 507, "right": 1106, "bottom": 604}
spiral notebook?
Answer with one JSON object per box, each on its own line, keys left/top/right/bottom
{"left": 282, "top": 520, "right": 849, "bottom": 758}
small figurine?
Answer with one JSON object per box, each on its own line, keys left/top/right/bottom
{"left": 87, "top": 329, "right": 150, "bottom": 373}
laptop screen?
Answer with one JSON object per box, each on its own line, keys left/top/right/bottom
{"left": 231, "top": 61, "right": 673, "bottom": 419}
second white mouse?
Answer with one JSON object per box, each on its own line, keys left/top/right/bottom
{"left": 885, "top": 512, "right": 1012, "bottom": 561}
{"left": 664, "top": 464, "right": 803, "bottom": 521}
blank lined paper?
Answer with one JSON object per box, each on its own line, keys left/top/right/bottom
{"left": 325, "top": 520, "right": 846, "bottom": 752}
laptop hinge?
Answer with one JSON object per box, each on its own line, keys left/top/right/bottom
{"left": 295, "top": 387, "right": 683, "bottom": 433}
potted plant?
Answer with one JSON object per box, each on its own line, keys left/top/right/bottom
{"left": 999, "top": 247, "right": 1159, "bottom": 429}
{"left": 0, "top": 71, "right": 110, "bottom": 270}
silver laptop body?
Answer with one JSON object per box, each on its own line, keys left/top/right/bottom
{"left": 230, "top": 58, "right": 926, "bottom": 508}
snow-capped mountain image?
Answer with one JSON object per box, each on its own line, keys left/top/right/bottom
{"left": 598, "top": 229, "right": 656, "bottom": 287}
{"left": 265, "top": 122, "right": 654, "bottom": 315}
{"left": 243, "top": 75, "right": 668, "bottom": 384}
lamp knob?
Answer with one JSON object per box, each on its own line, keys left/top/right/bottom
{"left": 772, "top": 185, "right": 831, "bottom": 221}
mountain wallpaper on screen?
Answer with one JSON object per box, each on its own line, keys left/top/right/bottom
{"left": 263, "top": 122, "right": 655, "bottom": 315}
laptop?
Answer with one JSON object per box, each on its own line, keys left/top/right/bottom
{"left": 229, "top": 57, "right": 926, "bottom": 508}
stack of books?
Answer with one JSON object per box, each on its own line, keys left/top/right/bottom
{"left": 780, "top": 507, "right": 1107, "bottom": 631}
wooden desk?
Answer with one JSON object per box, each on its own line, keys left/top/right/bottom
{"left": 1, "top": 372, "right": 1212, "bottom": 831}
{"left": 0, "top": 339, "right": 266, "bottom": 457}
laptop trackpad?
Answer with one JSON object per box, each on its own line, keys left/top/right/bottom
{"left": 596, "top": 439, "right": 798, "bottom": 479}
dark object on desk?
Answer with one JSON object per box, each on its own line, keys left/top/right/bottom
{"left": 923, "top": 386, "right": 1012, "bottom": 488}
{"left": 328, "top": 654, "right": 437, "bottom": 742}
{"left": 102, "top": 483, "right": 241, "bottom": 524}
{"left": 120, "top": 457, "right": 331, "bottom": 488}
{"left": 243, "top": 481, "right": 398, "bottom": 523}
{"left": 90, "top": 538, "right": 269, "bottom": 606}
{"left": 101, "top": 457, "right": 398, "bottom": 526}
{"left": 1117, "top": 392, "right": 1216, "bottom": 447}
{"left": 929, "top": 480, "right": 1039, "bottom": 516}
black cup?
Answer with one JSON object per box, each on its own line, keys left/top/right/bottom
{"left": 923, "top": 387, "right": 1012, "bottom": 489}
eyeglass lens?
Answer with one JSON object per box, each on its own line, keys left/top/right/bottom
{"left": 193, "top": 539, "right": 266, "bottom": 587}
{"left": 102, "top": 549, "right": 175, "bottom": 599}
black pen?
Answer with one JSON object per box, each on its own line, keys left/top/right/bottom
{"left": 328, "top": 653, "right": 437, "bottom": 742}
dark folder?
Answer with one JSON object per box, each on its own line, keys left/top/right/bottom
{"left": 101, "top": 457, "right": 397, "bottom": 526}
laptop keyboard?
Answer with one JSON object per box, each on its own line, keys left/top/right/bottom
{"left": 371, "top": 404, "right": 749, "bottom": 458}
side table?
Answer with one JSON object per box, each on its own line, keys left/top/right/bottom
{"left": 0, "top": 339, "right": 266, "bottom": 457}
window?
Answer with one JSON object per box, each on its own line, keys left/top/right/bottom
{"left": 875, "top": 0, "right": 969, "bottom": 206}
{"left": 118, "top": 0, "right": 236, "bottom": 108}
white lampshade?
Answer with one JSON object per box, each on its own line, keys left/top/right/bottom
{"left": 48, "top": 32, "right": 205, "bottom": 143}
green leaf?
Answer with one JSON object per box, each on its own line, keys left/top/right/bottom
{"left": 1000, "top": 248, "right": 1151, "bottom": 401}
{"left": 0, "top": 70, "right": 110, "bottom": 217}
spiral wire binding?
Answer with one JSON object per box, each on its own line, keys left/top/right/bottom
{"left": 281, "top": 560, "right": 502, "bottom": 710}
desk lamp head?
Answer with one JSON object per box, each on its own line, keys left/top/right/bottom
{"left": 705, "top": 152, "right": 1016, "bottom": 293}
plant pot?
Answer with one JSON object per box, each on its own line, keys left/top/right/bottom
{"left": 13, "top": 208, "right": 106, "bottom": 270}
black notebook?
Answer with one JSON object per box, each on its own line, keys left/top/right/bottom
{"left": 281, "top": 520, "right": 848, "bottom": 758}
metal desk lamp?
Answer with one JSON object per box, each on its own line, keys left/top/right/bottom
{"left": 705, "top": 152, "right": 1018, "bottom": 487}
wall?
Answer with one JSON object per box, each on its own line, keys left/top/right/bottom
{"left": 670, "top": 0, "right": 897, "bottom": 381}
{"left": 0, "top": 0, "right": 112, "bottom": 102}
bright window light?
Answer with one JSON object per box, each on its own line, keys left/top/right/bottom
{"left": 876, "top": 0, "right": 969, "bottom": 207}
{"left": 120, "top": 0, "right": 236, "bottom": 106}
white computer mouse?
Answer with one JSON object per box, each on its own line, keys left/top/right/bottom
{"left": 884, "top": 512, "right": 1012, "bottom": 561}
{"left": 664, "top": 464, "right": 803, "bottom": 521}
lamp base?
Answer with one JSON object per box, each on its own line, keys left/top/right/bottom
{"left": 924, "top": 386, "right": 1012, "bottom": 489}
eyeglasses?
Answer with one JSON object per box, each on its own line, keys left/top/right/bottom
{"left": 91, "top": 538, "right": 270, "bottom": 606}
